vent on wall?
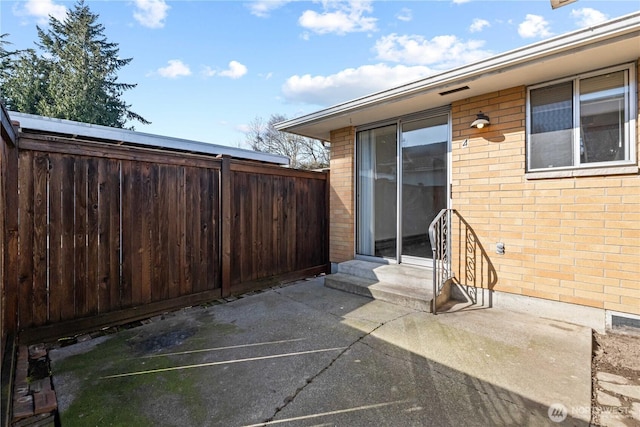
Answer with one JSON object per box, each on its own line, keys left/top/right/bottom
{"left": 612, "top": 315, "right": 640, "bottom": 330}
{"left": 439, "top": 86, "right": 470, "bottom": 96}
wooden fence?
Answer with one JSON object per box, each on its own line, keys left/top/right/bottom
{"left": 2, "top": 126, "right": 329, "bottom": 343}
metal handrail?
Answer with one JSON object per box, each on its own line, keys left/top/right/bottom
{"left": 428, "top": 209, "right": 453, "bottom": 314}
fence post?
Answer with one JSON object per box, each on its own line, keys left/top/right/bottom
{"left": 3, "top": 116, "right": 19, "bottom": 335}
{"left": 220, "top": 155, "right": 231, "bottom": 297}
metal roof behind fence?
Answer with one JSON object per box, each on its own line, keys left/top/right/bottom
{"left": 9, "top": 111, "right": 289, "bottom": 165}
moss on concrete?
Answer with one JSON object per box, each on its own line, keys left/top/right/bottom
{"left": 53, "top": 318, "right": 242, "bottom": 426}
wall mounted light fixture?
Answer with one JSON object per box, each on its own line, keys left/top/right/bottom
{"left": 470, "top": 112, "right": 490, "bottom": 129}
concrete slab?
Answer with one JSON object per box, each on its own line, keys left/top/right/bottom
{"left": 50, "top": 278, "right": 591, "bottom": 426}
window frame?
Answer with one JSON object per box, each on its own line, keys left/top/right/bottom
{"left": 526, "top": 62, "right": 637, "bottom": 173}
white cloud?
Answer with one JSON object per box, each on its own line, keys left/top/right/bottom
{"left": 203, "top": 61, "right": 248, "bottom": 79}
{"left": 15, "top": 0, "right": 67, "bottom": 24}
{"left": 133, "top": 0, "right": 170, "bottom": 29}
{"left": 219, "top": 61, "right": 248, "bottom": 79}
{"left": 570, "top": 8, "right": 608, "bottom": 27}
{"left": 282, "top": 63, "right": 433, "bottom": 106}
{"left": 453, "top": 0, "right": 470, "bottom": 4}
{"left": 518, "top": 14, "right": 552, "bottom": 38}
{"left": 247, "top": 1, "right": 292, "bottom": 18}
{"left": 156, "top": 60, "right": 191, "bottom": 78}
{"left": 373, "top": 33, "right": 492, "bottom": 69}
{"left": 469, "top": 18, "right": 490, "bottom": 33}
{"left": 396, "top": 8, "right": 412, "bottom": 22}
{"left": 299, "top": 1, "right": 377, "bottom": 35}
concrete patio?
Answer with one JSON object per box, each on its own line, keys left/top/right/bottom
{"left": 49, "top": 277, "right": 592, "bottom": 426}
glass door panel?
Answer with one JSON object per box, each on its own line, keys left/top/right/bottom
{"left": 401, "top": 115, "right": 448, "bottom": 260}
{"left": 356, "top": 124, "right": 397, "bottom": 259}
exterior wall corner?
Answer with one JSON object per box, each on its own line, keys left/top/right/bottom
{"left": 329, "top": 126, "right": 356, "bottom": 264}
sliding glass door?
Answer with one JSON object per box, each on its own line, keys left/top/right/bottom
{"left": 401, "top": 115, "right": 448, "bottom": 262}
{"left": 356, "top": 124, "right": 397, "bottom": 259}
{"left": 356, "top": 112, "right": 449, "bottom": 263}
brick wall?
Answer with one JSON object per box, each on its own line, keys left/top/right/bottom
{"left": 451, "top": 59, "right": 640, "bottom": 316}
{"left": 329, "top": 127, "right": 356, "bottom": 263}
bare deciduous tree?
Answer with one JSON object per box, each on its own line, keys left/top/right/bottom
{"left": 245, "top": 114, "right": 329, "bottom": 170}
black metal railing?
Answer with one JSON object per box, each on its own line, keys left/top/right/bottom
{"left": 428, "top": 209, "right": 454, "bottom": 314}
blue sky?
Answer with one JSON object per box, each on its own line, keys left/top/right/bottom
{"left": 1, "top": 0, "right": 638, "bottom": 147}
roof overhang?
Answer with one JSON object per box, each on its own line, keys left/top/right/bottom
{"left": 275, "top": 12, "right": 640, "bottom": 142}
{"left": 10, "top": 111, "right": 290, "bottom": 165}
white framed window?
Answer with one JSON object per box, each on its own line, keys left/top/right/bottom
{"left": 527, "top": 63, "right": 636, "bottom": 172}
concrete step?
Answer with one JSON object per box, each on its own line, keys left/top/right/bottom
{"left": 337, "top": 260, "right": 433, "bottom": 289}
{"left": 325, "top": 272, "right": 434, "bottom": 312}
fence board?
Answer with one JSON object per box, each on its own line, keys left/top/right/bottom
{"left": 253, "top": 174, "right": 264, "bottom": 280}
{"left": 86, "top": 158, "right": 100, "bottom": 316}
{"left": 166, "top": 165, "right": 180, "bottom": 299}
{"left": 74, "top": 158, "right": 88, "bottom": 317}
{"left": 185, "top": 168, "right": 198, "bottom": 292}
{"left": 48, "top": 156, "right": 62, "bottom": 323}
{"left": 155, "top": 165, "right": 169, "bottom": 301}
{"left": 131, "top": 162, "right": 145, "bottom": 307}
{"left": 17, "top": 152, "right": 34, "bottom": 328}
{"left": 60, "top": 157, "right": 76, "bottom": 321}
{"left": 239, "top": 172, "right": 254, "bottom": 283}
{"left": 32, "top": 154, "right": 49, "bottom": 325}
{"left": 96, "top": 160, "right": 109, "bottom": 313}
{"left": 106, "top": 160, "right": 121, "bottom": 312}
{"left": 202, "top": 168, "right": 216, "bottom": 291}
{"left": 177, "top": 166, "right": 188, "bottom": 297}
{"left": 120, "top": 161, "right": 134, "bottom": 309}
{"left": 140, "top": 162, "right": 153, "bottom": 304}
{"left": 284, "top": 177, "right": 297, "bottom": 273}
{"left": 149, "top": 162, "right": 161, "bottom": 302}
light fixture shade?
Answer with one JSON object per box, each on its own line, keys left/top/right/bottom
{"left": 550, "top": 0, "right": 578, "bottom": 10}
{"left": 471, "top": 112, "right": 490, "bottom": 129}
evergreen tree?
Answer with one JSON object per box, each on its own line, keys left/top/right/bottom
{"left": 1, "top": 48, "right": 49, "bottom": 114}
{"left": 0, "top": 34, "right": 16, "bottom": 81}
{"left": 1, "top": 1, "right": 148, "bottom": 128}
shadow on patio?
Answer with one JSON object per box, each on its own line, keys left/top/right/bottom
{"left": 49, "top": 277, "right": 591, "bottom": 426}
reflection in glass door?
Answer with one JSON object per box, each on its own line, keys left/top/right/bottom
{"left": 401, "top": 115, "right": 448, "bottom": 262}
{"left": 356, "top": 124, "right": 397, "bottom": 259}
{"left": 356, "top": 111, "right": 449, "bottom": 263}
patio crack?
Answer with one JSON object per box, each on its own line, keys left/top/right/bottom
{"left": 258, "top": 308, "right": 413, "bottom": 426}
